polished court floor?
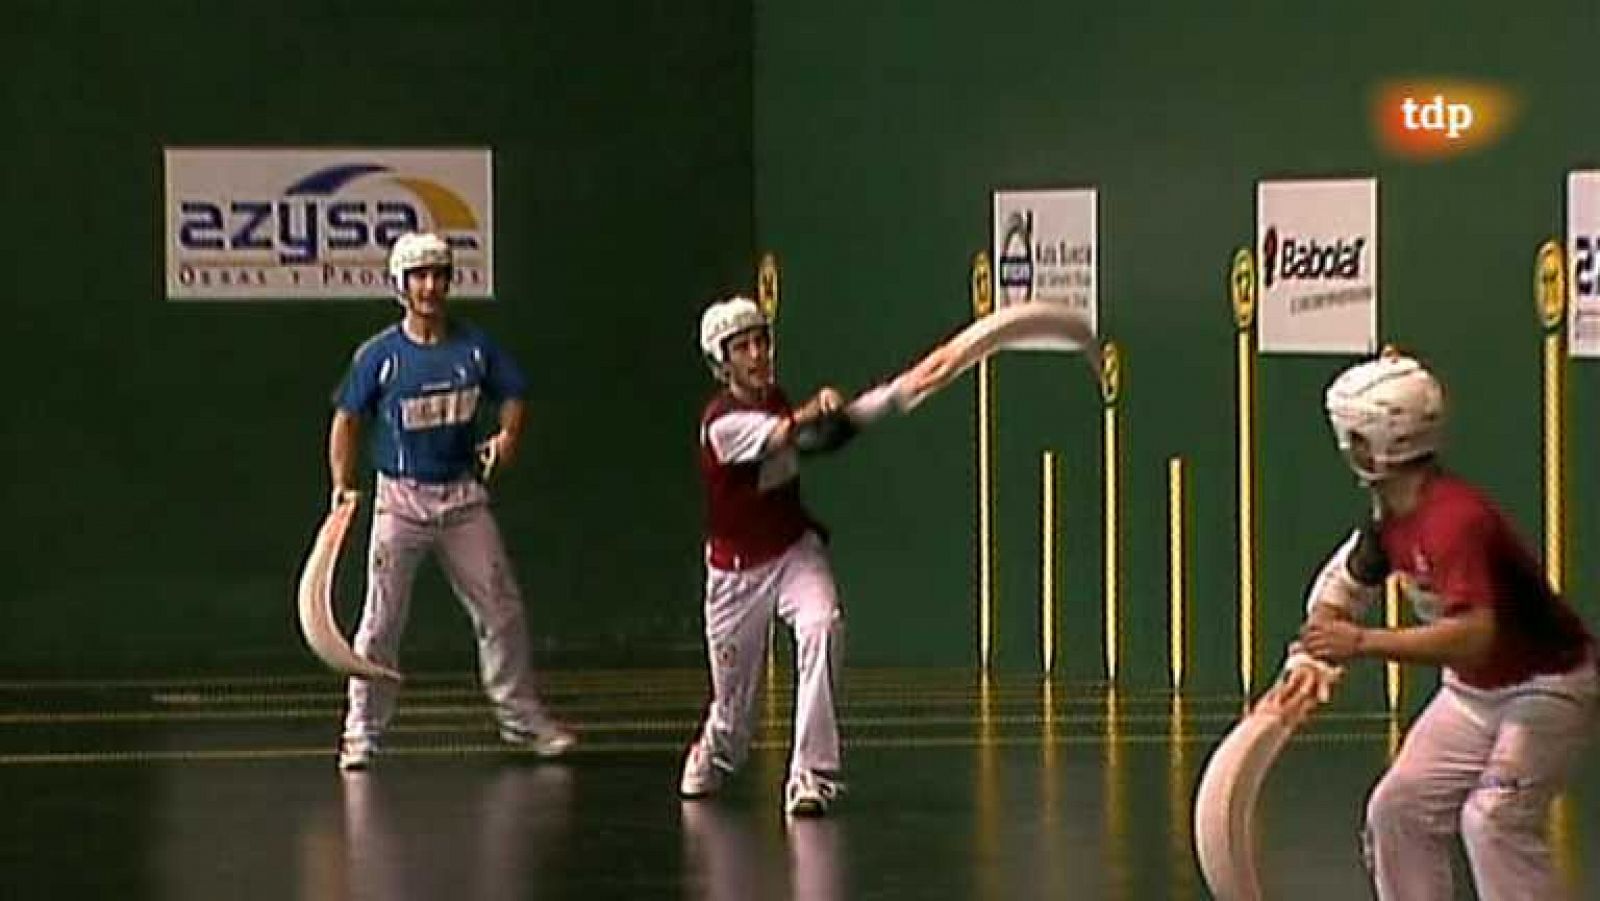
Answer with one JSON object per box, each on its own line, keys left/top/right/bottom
{"left": 4, "top": 668, "right": 1598, "bottom": 900}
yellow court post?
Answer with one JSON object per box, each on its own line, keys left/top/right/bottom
{"left": 759, "top": 252, "right": 781, "bottom": 685}
{"left": 1385, "top": 575, "right": 1402, "bottom": 714}
{"left": 1041, "top": 451, "right": 1059, "bottom": 675}
{"left": 1536, "top": 240, "right": 1576, "bottom": 877}
{"left": 972, "top": 251, "right": 996, "bottom": 670}
{"left": 1168, "top": 456, "right": 1186, "bottom": 692}
{"left": 1230, "top": 247, "right": 1260, "bottom": 698}
{"left": 1535, "top": 240, "right": 1568, "bottom": 593}
{"left": 1100, "top": 341, "right": 1122, "bottom": 684}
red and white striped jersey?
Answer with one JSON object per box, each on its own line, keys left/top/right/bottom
{"left": 698, "top": 387, "right": 820, "bottom": 571}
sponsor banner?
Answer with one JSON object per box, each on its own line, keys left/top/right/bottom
{"left": 1570, "top": 171, "right": 1600, "bottom": 356}
{"left": 991, "top": 188, "right": 1097, "bottom": 350}
{"left": 1256, "top": 178, "right": 1378, "bottom": 355}
{"left": 164, "top": 148, "right": 493, "bottom": 300}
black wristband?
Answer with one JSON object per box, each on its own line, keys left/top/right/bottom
{"left": 1346, "top": 520, "right": 1391, "bottom": 587}
{"left": 793, "top": 410, "right": 859, "bottom": 455}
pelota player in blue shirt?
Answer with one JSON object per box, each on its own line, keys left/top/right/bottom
{"left": 328, "top": 232, "right": 575, "bottom": 770}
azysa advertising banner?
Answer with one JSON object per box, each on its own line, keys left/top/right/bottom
{"left": 164, "top": 148, "right": 493, "bottom": 300}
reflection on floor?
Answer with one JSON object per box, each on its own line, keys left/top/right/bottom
{"left": 0, "top": 668, "right": 1594, "bottom": 899}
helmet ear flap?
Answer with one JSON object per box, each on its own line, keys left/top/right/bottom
{"left": 703, "top": 352, "right": 729, "bottom": 381}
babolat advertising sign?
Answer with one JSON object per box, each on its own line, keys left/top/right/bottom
{"left": 1255, "top": 178, "right": 1378, "bottom": 354}
{"left": 164, "top": 148, "right": 493, "bottom": 300}
{"left": 1569, "top": 170, "right": 1600, "bottom": 357}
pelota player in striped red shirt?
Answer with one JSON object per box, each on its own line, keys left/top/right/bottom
{"left": 1296, "top": 350, "right": 1596, "bottom": 900}
{"left": 679, "top": 296, "right": 878, "bottom": 817}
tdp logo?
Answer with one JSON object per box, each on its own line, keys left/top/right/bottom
{"left": 1261, "top": 227, "right": 1366, "bottom": 287}
{"left": 1401, "top": 95, "right": 1472, "bottom": 139}
{"left": 176, "top": 163, "right": 482, "bottom": 264}
{"left": 1373, "top": 80, "right": 1516, "bottom": 159}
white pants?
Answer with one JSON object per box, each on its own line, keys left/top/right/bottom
{"left": 693, "top": 532, "right": 843, "bottom": 778}
{"left": 342, "top": 474, "right": 555, "bottom": 742}
{"left": 1365, "top": 660, "right": 1599, "bottom": 901}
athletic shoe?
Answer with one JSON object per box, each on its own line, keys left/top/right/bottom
{"left": 784, "top": 770, "right": 844, "bottom": 817}
{"left": 679, "top": 740, "right": 731, "bottom": 798}
{"left": 338, "top": 736, "right": 377, "bottom": 771}
{"left": 499, "top": 723, "right": 577, "bottom": 758}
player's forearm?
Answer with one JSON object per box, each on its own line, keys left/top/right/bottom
{"left": 328, "top": 411, "right": 362, "bottom": 490}
{"left": 1356, "top": 609, "right": 1493, "bottom": 669}
{"left": 766, "top": 397, "right": 822, "bottom": 451}
{"left": 1304, "top": 527, "right": 1385, "bottom": 621}
{"left": 477, "top": 398, "right": 527, "bottom": 472}
{"left": 497, "top": 398, "right": 527, "bottom": 442}
{"left": 845, "top": 380, "right": 902, "bottom": 426}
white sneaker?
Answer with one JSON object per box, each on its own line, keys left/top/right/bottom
{"left": 499, "top": 724, "right": 577, "bottom": 758}
{"left": 784, "top": 770, "right": 844, "bottom": 817}
{"left": 338, "top": 736, "right": 377, "bottom": 771}
{"left": 679, "top": 740, "right": 730, "bottom": 798}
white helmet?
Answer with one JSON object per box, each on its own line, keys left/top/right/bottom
{"left": 388, "top": 232, "right": 453, "bottom": 296}
{"left": 698, "top": 296, "right": 769, "bottom": 372}
{"left": 1324, "top": 349, "right": 1445, "bottom": 481}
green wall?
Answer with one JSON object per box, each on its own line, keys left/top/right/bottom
{"left": 755, "top": 1, "right": 1600, "bottom": 693}
{"left": 11, "top": 2, "right": 1600, "bottom": 688}
{"left": 8, "top": 0, "right": 752, "bottom": 674}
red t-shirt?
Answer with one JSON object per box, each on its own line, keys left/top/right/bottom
{"left": 699, "top": 388, "right": 818, "bottom": 570}
{"left": 1379, "top": 472, "right": 1592, "bottom": 689}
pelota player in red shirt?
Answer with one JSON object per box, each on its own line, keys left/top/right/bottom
{"left": 679, "top": 295, "right": 909, "bottom": 818}
{"left": 1295, "top": 349, "right": 1597, "bottom": 900}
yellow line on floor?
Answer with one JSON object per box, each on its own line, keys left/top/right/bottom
{"left": 0, "top": 728, "right": 1395, "bottom": 767}
{"left": 0, "top": 706, "right": 1398, "bottom": 728}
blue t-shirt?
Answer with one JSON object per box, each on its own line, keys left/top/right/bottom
{"left": 333, "top": 320, "right": 527, "bottom": 483}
